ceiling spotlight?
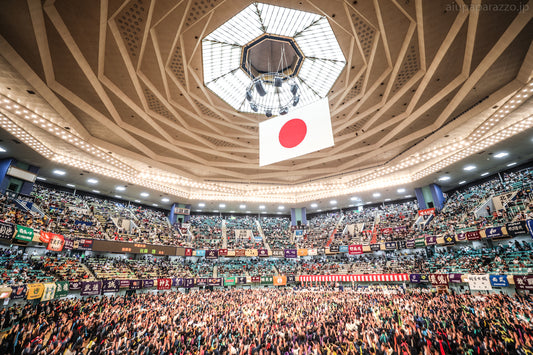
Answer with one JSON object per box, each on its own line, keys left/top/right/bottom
{"left": 373, "top": 192, "right": 381, "bottom": 198}
{"left": 115, "top": 186, "right": 126, "bottom": 191}
{"left": 66, "top": 183, "right": 75, "bottom": 187}
{"left": 350, "top": 196, "right": 359, "bottom": 201}
{"left": 140, "top": 192, "right": 149, "bottom": 197}
{"left": 292, "top": 95, "right": 300, "bottom": 106}
{"left": 494, "top": 152, "right": 508, "bottom": 158}
{"left": 219, "top": 203, "right": 226, "bottom": 208}
{"left": 0, "top": 147, "right": 6, "bottom": 152}
{"left": 114, "top": 195, "right": 122, "bottom": 198}
{"left": 36, "top": 177, "right": 46, "bottom": 181}
{"left": 161, "top": 198, "right": 170, "bottom": 203}
{"left": 310, "top": 203, "right": 318, "bottom": 208}
{"left": 198, "top": 203, "right": 206, "bottom": 207}
{"left": 92, "top": 190, "right": 100, "bottom": 193}
{"left": 135, "top": 200, "right": 141, "bottom": 203}
{"left": 507, "top": 162, "right": 517, "bottom": 167}
{"left": 481, "top": 172, "right": 489, "bottom": 176}
{"left": 278, "top": 205, "right": 285, "bottom": 210}
{"left": 265, "top": 109, "right": 272, "bottom": 118}
{"left": 240, "top": 204, "right": 246, "bottom": 209}
{"left": 397, "top": 188, "right": 406, "bottom": 193}
{"left": 290, "top": 83, "right": 298, "bottom": 95}
{"left": 279, "top": 106, "right": 289, "bottom": 115}
{"left": 87, "top": 178, "right": 98, "bottom": 184}
{"left": 438, "top": 176, "right": 451, "bottom": 181}
{"left": 463, "top": 165, "right": 476, "bottom": 171}
{"left": 459, "top": 181, "right": 467, "bottom": 185}
{"left": 330, "top": 200, "right": 337, "bottom": 205}
{"left": 255, "top": 80, "right": 267, "bottom": 96}
{"left": 259, "top": 205, "right": 265, "bottom": 210}
{"left": 53, "top": 169, "right": 66, "bottom": 176}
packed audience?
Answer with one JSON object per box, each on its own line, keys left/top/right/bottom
{"left": 1, "top": 289, "right": 533, "bottom": 354}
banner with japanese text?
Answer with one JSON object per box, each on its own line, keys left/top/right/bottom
{"left": 0, "top": 221, "right": 15, "bottom": 241}
{"left": 514, "top": 275, "right": 533, "bottom": 290}
{"left": 157, "top": 278, "right": 172, "bottom": 290}
{"left": 348, "top": 245, "right": 363, "bottom": 255}
{"left": 26, "top": 283, "right": 45, "bottom": 300}
{"left": 143, "top": 279, "right": 154, "bottom": 288}
{"left": 102, "top": 280, "right": 119, "bottom": 293}
{"left": 429, "top": 274, "right": 449, "bottom": 286}
{"left": 224, "top": 277, "right": 236, "bottom": 286}
{"left": 467, "top": 274, "right": 492, "bottom": 290}
{"left": 81, "top": 281, "right": 102, "bottom": 296}
{"left": 465, "top": 230, "right": 481, "bottom": 241}
{"left": 41, "top": 283, "right": 56, "bottom": 301}
{"left": 14, "top": 225, "right": 34, "bottom": 242}
{"left": 272, "top": 249, "right": 284, "bottom": 257}
{"left": 425, "top": 236, "right": 437, "bottom": 246}
{"left": 47, "top": 233, "right": 65, "bottom": 252}
{"left": 506, "top": 221, "right": 528, "bottom": 237}
{"left": 489, "top": 275, "right": 509, "bottom": 287}
{"left": 54, "top": 281, "right": 69, "bottom": 298}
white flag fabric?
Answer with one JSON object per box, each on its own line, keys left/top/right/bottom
{"left": 259, "top": 98, "right": 334, "bottom": 166}
{"left": 467, "top": 274, "right": 493, "bottom": 290}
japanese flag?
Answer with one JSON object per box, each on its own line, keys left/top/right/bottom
{"left": 259, "top": 98, "right": 334, "bottom": 166}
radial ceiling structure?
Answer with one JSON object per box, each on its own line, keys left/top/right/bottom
{"left": 0, "top": 0, "right": 532, "bottom": 204}
{"left": 202, "top": 3, "right": 346, "bottom": 114}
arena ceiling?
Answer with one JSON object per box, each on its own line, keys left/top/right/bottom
{"left": 0, "top": 0, "right": 532, "bottom": 206}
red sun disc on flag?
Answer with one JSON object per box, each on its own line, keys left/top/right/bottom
{"left": 278, "top": 119, "right": 307, "bottom": 148}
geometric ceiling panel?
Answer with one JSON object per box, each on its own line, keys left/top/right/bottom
{"left": 0, "top": 0, "right": 531, "bottom": 196}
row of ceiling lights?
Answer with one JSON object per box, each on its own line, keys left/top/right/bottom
{"left": 0, "top": 82, "right": 531, "bottom": 202}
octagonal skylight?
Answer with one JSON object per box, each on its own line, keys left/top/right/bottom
{"left": 202, "top": 3, "right": 346, "bottom": 114}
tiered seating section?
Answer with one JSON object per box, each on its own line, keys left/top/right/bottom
{"left": 0, "top": 167, "right": 531, "bottom": 286}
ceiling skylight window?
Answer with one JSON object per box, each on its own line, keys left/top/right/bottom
{"left": 202, "top": 3, "right": 345, "bottom": 114}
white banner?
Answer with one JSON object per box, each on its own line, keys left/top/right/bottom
{"left": 467, "top": 274, "right": 493, "bottom": 291}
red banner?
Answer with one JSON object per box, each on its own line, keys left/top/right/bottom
{"left": 39, "top": 230, "right": 52, "bottom": 243}
{"left": 348, "top": 245, "right": 363, "bottom": 255}
{"left": 381, "top": 228, "right": 393, "bottom": 234}
{"left": 184, "top": 248, "right": 193, "bottom": 257}
{"left": 418, "top": 208, "right": 436, "bottom": 216}
{"left": 157, "top": 278, "right": 172, "bottom": 290}
{"left": 218, "top": 248, "right": 228, "bottom": 256}
{"left": 465, "top": 230, "right": 481, "bottom": 241}
{"left": 46, "top": 233, "right": 65, "bottom": 251}
{"left": 251, "top": 276, "right": 261, "bottom": 283}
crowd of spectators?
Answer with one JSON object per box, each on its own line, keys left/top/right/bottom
{"left": 1, "top": 289, "right": 532, "bottom": 354}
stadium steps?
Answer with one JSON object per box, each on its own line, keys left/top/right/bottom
{"left": 255, "top": 220, "right": 269, "bottom": 250}
{"left": 221, "top": 220, "right": 227, "bottom": 248}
